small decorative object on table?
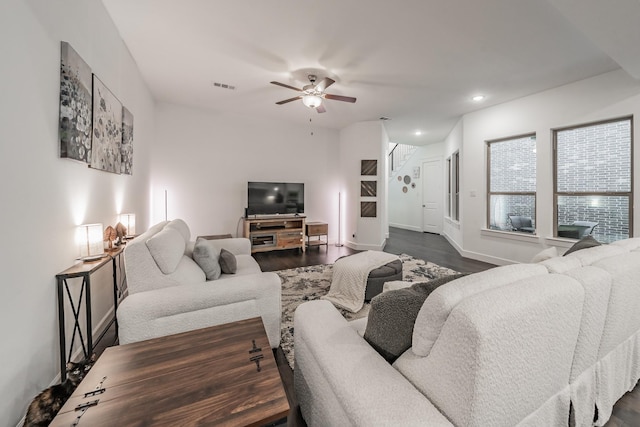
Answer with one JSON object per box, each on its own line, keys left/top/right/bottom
{"left": 103, "top": 225, "right": 116, "bottom": 249}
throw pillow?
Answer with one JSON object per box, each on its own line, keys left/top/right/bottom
{"left": 531, "top": 246, "right": 558, "bottom": 263}
{"left": 192, "top": 238, "right": 222, "bottom": 280}
{"left": 563, "top": 235, "right": 601, "bottom": 256}
{"left": 145, "top": 228, "right": 186, "bottom": 274}
{"left": 219, "top": 248, "right": 237, "bottom": 274}
{"left": 363, "top": 274, "right": 466, "bottom": 363}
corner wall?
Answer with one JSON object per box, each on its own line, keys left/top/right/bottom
{"left": 339, "top": 121, "right": 389, "bottom": 250}
{"left": 0, "top": 1, "right": 154, "bottom": 424}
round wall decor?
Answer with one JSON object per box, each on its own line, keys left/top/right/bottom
{"left": 397, "top": 175, "right": 402, "bottom": 181}
{"left": 402, "top": 186, "right": 408, "bottom": 193}
{"left": 404, "top": 175, "right": 411, "bottom": 184}
{"left": 411, "top": 182, "right": 416, "bottom": 188}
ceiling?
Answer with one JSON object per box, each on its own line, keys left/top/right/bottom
{"left": 101, "top": 0, "right": 640, "bottom": 145}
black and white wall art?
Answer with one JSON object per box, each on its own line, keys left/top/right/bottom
{"left": 58, "top": 42, "right": 92, "bottom": 162}
{"left": 121, "top": 107, "right": 134, "bottom": 175}
{"left": 91, "top": 75, "right": 122, "bottom": 173}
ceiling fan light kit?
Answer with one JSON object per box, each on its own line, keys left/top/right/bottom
{"left": 271, "top": 74, "right": 356, "bottom": 113}
{"left": 302, "top": 95, "right": 322, "bottom": 108}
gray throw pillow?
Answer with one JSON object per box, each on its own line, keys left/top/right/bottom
{"left": 363, "top": 274, "right": 467, "bottom": 363}
{"left": 219, "top": 248, "right": 237, "bottom": 274}
{"left": 563, "top": 235, "right": 601, "bottom": 256}
{"left": 192, "top": 238, "right": 222, "bottom": 280}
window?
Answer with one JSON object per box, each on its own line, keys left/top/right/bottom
{"left": 447, "top": 151, "right": 460, "bottom": 221}
{"left": 487, "top": 134, "right": 537, "bottom": 233}
{"left": 554, "top": 117, "right": 633, "bottom": 243}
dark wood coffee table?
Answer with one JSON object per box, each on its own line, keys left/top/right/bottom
{"left": 51, "top": 318, "right": 289, "bottom": 426}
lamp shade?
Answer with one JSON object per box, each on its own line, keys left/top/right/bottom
{"left": 119, "top": 213, "right": 136, "bottom": 236}
{"left": 302, "top": 95, "right": 322, "bottom": 108}
{"left": 76, "top": 223, "right": 104, "bottom": 260}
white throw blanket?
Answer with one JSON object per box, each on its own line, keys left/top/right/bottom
{"left": 322, "top": 251, "right": 400, "bottom": 313}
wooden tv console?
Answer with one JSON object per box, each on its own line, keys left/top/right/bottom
{"left": 243, "top": 216, "right": 306, "bottom": 253}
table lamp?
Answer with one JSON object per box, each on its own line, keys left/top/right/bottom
{"left": 77, "top": 223, "right": 105, "bottom": 261}
{"left": 119, "top": 213, "right": 136, "bottom": 237}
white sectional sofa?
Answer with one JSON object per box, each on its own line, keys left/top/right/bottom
{"left": 294, "top": 238, "right": 640, "bottom": 426}
{"left": 117, "top": 219, "right": 282, "bottom": 348}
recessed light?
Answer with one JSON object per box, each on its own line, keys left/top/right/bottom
{"left": 472, "top": 95, "right": 485, "bottom": 102}
{"left": 415, "top": 130, "right": 422, "bottom": 136}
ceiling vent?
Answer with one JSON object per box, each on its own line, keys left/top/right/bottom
{"left": 379, "top": 117, "right": 391, "bottom": 121}
{"left": 213, "top": 82, "right": 236, "bottom": 90}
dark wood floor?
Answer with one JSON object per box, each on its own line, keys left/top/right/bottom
{"left": 95, "top": 227, "right": 638, "bottom": 426}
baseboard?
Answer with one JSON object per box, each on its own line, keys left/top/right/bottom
{"left": 388, "top": 222, "right": 422, "bottom": 233}
{"left": 442, "top": 232, "right": 515, "bottom": 266}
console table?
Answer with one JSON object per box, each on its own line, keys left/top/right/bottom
{"left": 56, "top": 246, "right": 127, "bottom": 381}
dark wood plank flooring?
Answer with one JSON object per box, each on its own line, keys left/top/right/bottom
{"left": 94, "top": 227, "right": 637, "bottom": 426}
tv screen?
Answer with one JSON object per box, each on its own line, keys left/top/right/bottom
{"left": 247, "top": 182, "right": 304, "bottom": 216}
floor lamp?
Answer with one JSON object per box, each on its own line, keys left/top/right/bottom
{"left": 336, "top": 191, "right": 343, "bottom": 247}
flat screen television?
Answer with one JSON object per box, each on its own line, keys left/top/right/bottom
{"left": 247, "top": 182, "right": 304, "bottom": 216}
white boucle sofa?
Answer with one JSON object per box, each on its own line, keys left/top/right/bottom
{"left": 294, "top": 238, "right": 640, "bottom": 426}
{"left": 117, "top": 219, "right": 281, "bottom": 348}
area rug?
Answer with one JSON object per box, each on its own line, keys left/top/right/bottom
{"left": 276, "top": 253, "right": 458, "bottom": 369}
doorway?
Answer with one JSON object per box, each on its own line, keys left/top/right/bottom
{"left": 422, "top": 158, "right": 443, "bottom": 234}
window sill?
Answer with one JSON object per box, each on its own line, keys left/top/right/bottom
{"left": 480, "top": 228, "right": 541, "bottom": 243}
{"left": 543, "top": 237, "right": 578, "bottom": 249}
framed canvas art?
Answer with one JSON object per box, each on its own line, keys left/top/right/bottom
{"left": 58, "top": 42, "right": 92, "bottom": 162}
{"left": 361, "top": 202, "right": 376, "bottom": 218}
{"left": 361, "top": 160, "right": 377, "bottom": 176}
{"left": 361, "top": 181, "right": 377, "bottom": 197}
{"left": 121, "top": 107, "right": 134, "bottom": 175}
{"left": 91, "top": 75, "right": 122, "bottom": 173}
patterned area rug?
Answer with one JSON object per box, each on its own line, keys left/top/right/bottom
{"left": 275, "top": 253, "right": 458, "bottom": 369}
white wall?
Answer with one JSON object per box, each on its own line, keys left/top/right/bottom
{"left": 152, "top": 102, "right": 341, "bottom": 241}
{"left": 458, "top": 69, "right": 640, "bottom": 264}
{"left": 0, "top": 1, "right": 154, "bottom": 424}
{"left": 339, "top": 121, "right": 389, "bottom": 250}
{"left": 388, "top": 143, "right": 444, "bottom": 232}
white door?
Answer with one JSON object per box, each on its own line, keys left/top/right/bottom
{"left": 422, "top": 159, "right": 443, "bottom": 234}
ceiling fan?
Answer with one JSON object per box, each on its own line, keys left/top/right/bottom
{"left": 270, "top": 74, "right": 356, "bottom": 113}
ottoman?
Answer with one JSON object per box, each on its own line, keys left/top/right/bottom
{"left": 365, "top": 259, "right": 403, "bottom": 301}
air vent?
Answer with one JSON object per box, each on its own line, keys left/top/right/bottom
{"left": 379, "top": 117, "right": 390, "bottom": 121}
{"left": 213, "top": 82, "right": 236, "bottom": 90}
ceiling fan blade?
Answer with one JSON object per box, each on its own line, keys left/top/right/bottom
{"left": 316, "top": 104, "right": 327, "bottom": 113}
{"left": 270, "top": 81, "right": 303, "bottom": 92}
{"left": 324, "top": 93, "right": 357, "bottom": 103}
{"left": 314, "top": 77, "right": 335, "bottom": 92}
{"left": 276, "top": 96, "right": 302, "bottom": 105}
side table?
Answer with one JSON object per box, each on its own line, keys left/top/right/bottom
{"left": 56, "top": 246, "right": 127, "bottom": 381}
{"left": 306, "top": 221, "right": 328, "bottom": 250}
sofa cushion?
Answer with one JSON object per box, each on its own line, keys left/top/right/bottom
{"left": 192, "top": 238, "right": 222, "bottom": 280}
{"left": 219, "top": 248, "right": 237, "bottom": 274}
{"left": 364, "top": 274, "right": 466, "bottom": 363}
{"left": 563, "top": 235, "right": 601, "bottom": 256}
{"left": 165, "top": 219, "right": 191, "bottom": 243}
{"left": 412, "top": 263, "right": 549, "bottom": 357}
{"left": 531, "top": 247, "right": 558, "bottom": 263}
{"left": 167, "top": 256, "right": 206, "bottom": 283}
{"left": 145, "top": 227, "right": 186, "bottom": 274}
